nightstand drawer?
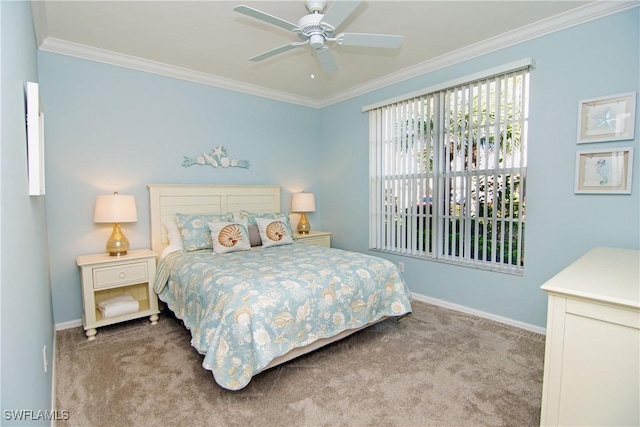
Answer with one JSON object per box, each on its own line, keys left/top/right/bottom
{"left": 300, "top": 236, "right": 329, "bottom": 246}
{"left": 93, "top": 262, "right": 148, "bottom": 289}
{"left": 295, "top": 231, "right": 331, "bottom": 248}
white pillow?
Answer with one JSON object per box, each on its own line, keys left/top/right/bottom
{"left": 162, "top": 218, "right": 182, "bottom": 246}
{"left": 160, "top": 218, "right": 184, "bottom": 259}
{"left": 209, "top": 219, "right": 251, "bottom": 254}
{"left": 255, "top": 217, "right": 294, "bottom": 248}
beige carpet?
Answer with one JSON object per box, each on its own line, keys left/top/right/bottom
{"left": 55, "top": 301, "right": 545, "bottom": 426}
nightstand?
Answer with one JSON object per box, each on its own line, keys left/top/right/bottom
{"left": 76, "top": 249, "right": 159, "bottom": 341}
{"left": 295, "top": 230, "right": 331, "bottom": 247}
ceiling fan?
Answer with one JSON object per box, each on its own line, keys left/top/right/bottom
{"left": 233, "top": 0, "right": 403, "bottom": 75}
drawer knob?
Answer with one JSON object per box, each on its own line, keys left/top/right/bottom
{"left": 119, "top": 272, "right": 126, "bottom": 279}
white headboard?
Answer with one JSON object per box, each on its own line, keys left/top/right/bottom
{"left": 148, "top": 184, "right": 281, "bottom": 255}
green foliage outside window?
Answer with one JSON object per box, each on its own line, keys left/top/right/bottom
{"left": 384, "top": 76, "right": 527, "bottom": 268}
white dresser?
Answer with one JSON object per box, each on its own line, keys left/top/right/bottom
{"left": 540, "top": 247, "right": 639, "bottom": 426}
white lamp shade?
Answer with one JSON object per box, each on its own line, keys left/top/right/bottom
{"left": 94, "top": 194, "right": 138, "bottom": 223}
{"left": 291, "top": 192, "right": 316, "bottom": 212}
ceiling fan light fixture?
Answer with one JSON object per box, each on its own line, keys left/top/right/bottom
{"left": 309, "top": 34, "right": 324, "bottom": 49}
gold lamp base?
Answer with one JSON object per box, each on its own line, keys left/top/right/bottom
{"left": 297, "top": 212, "right": 311, "bottom": 234}
{"left": 106, "top": 223, "right": 130, "bottom": 256}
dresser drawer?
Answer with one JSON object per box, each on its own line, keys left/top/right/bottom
{"left": 92, "top": 262, "right": 148, "bottom": 289}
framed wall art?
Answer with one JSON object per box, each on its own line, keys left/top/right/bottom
{"left": 574, "top": 148, "right": 633, "bottom": 194}
{"left": 577, "top": 92, "right": 636, "bottom": 143}
{"left": 26, "top": 81, "right": 45, "bottom": 196}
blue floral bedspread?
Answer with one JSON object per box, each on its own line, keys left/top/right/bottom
{"left": 154, "top": 243, "right": 412, "bottom": 390}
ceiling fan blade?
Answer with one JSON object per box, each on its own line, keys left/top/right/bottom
{"left": 234, "top": 5, "right": 300, "bottom": 32}
{"left": 315, "top": 49, "right": 338, "bottom": 75}
{"left": 336, "top": 33, "right": 403, "bottom": 49}
{"left": 249, "top": 43, "right": 301, "bottom": 62}
{"left": 320, "top": 0, "right": 361, "bottom": 31}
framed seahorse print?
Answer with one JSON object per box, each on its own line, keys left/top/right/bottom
{"left": 575, "top": 148, "right": 633, "bottom": 194}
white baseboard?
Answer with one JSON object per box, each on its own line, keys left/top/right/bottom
{"left": 411, "top": 292, "right": 546, "bottom": 335}
{"left": 57, "top": 301, "right": 545, "bottom": 334}
{"left": 55, "top": 319, "right": 82, "bottom": 331}
{"left": 56, "top": 301, "right": 545, "bottom": 334}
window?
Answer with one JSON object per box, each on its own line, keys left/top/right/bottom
{"left": 367, "top": 62, "right": 530, "bottom": 274}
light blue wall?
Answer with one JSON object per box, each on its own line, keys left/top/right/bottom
{"left": 1, "top": 1, "right": 55, "bottom": 423}
{"left": 319, "top": 8, "right": 640, "bottom": 327}
{"left": 37, "top": 53, "right": 322, "bottom": 323}
{"left": 39, "top": 8, "right": 638, "bottom": 329}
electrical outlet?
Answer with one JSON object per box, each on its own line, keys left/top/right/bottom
{"left": 43, "top": 345, "right": 48, "bottom": 373}
{"left": 398, "top": 262, "right": 404, "bottom": 272}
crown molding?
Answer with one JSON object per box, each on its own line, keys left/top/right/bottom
{"left": 36, "top": 1, "right": 637, "bottom": 110}
{"left": 316, "top": 1, "right": 639, "bottom": 108}
{"left": 38, "top": 37, "right": 321, "bottom": 108}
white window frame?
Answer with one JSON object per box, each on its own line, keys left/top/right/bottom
{"left": 366, "top": 60, "right": 531, "bottom": 275}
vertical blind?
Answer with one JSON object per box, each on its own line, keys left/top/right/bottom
{"left": 368, "top": 63, "right": 530, "bottom": 274}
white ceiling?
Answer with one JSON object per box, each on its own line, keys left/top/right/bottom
{"left": 31, "top": 1, "right": 634, "bottom": 107}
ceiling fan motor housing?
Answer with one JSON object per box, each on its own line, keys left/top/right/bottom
{"left": 297, "top": 13, "right": 332, "bottom": 48}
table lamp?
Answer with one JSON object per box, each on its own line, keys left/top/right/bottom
{"left": 94, "top": 192, "right": 138, "bottom": 256}
{"left": 291, "top": 192, "right": 315, "bottom": 234}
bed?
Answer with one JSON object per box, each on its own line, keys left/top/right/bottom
{"left": 149, "top": 184, "right": 413, "bottom": 390}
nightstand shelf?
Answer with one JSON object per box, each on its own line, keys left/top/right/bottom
{"left": 92, "top": 282, "right": 152, "bottom": 323}
{"left": 295, "top": 230, "right": 331, "bottom": 247}
{"left": 77, "top": 249, "right": 159, "bottom": 341}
